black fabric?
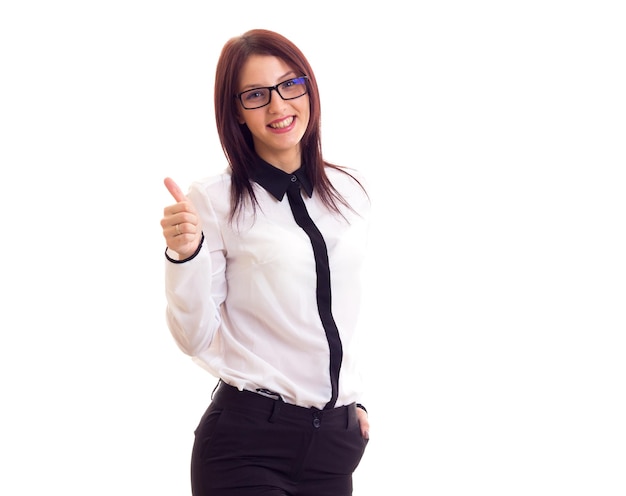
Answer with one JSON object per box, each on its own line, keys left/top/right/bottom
{"left": 249, "top": 155, "right": 313, "bottom": 200}
{"left": 190, "top": 383, "right": 367, "bottom": 496}
{"left": 286, "top": 178, "right": 342, "bottom": 410}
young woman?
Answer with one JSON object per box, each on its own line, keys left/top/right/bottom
{"left": 161, "top": 29, "right": 371, "bottom": 496}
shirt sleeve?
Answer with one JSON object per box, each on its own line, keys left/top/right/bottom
{"left": 164, "top": 181, "right": 227, "bottom": 356}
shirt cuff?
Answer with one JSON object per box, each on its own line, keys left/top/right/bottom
{"left": 165, "top": 232, "right": 205, "bottom": 264}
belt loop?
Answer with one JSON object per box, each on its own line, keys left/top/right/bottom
{"left": 268, "top": 398, "right": 282, "bottom": 423}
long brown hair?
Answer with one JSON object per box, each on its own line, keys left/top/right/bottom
{"left": 214, "top": 29, "right": 366, "bottom": 222}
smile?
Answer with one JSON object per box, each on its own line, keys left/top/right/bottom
{"left": 268, "top": 116, "right": 294, "bottom": 129}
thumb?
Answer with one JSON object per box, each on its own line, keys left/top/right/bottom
{"left": 164, "top": 177, "right": 186, "bottom": 203}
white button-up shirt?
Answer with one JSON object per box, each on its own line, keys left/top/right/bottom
{"left": 165, "top": 158, "right": 371, "bottom": 409}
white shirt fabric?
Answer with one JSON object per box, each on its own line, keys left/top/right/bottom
{"left": 164, "top": 162, "right": 371, "bottom": 410}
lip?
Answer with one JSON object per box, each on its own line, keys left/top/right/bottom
{"left": 267, "top": 116, "right": 296, "bottom": 133}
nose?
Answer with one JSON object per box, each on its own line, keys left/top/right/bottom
{"left": 267, "top": 87, "right": 286, "bottom": 112}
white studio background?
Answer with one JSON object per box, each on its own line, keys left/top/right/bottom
{"left": 1, "top": 1, "right": 625, "bottom": 495}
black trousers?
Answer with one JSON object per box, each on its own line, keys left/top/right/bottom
{"left": 190, "top": 382, "right": 369, "bottom": 496}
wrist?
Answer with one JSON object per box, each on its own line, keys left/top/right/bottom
{"left": 165, "top": 232, "right": 205, "bottom": 263}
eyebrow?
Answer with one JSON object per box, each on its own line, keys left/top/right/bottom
{"left": 240, "top": 71, "right": 297, "bottom": 92}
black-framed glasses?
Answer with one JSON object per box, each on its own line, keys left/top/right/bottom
{"left": 236, "top": 76, "right": 309, "bottom": 110}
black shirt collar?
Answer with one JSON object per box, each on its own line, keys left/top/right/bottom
{"left": 250, "top": 155, "right": 314, "bottom": 201}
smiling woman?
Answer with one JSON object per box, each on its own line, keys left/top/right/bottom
{"left": 3, "top": 2, "right": 625, "bottom": 496}
{"left": 160, "top": 29, "right": 371, "bottom": 496}
{"left": 232, "top": 54, "right": 311, "bottom": 171}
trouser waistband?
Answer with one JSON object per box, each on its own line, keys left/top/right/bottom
{"left": 212, "top": 381, "right": 358, "bottom": 429}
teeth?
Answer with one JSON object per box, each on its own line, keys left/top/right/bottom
{"left": 269, "top": 117, "right": 294, "bottom": 129}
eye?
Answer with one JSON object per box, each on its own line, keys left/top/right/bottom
{"left": 280, "top": 78, "right": 300, "bottom": 89}
{"left": 279, "top": 78, "right": 306, "bottom": 96}
{"left": 243, "top": 88, "right": 268, "bottom": 102}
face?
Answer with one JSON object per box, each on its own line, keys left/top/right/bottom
{"left": 237, "top": 55, "right": 310, "bottom": 172}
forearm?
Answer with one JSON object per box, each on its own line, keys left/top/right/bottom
{"left": 165, "top": 240, "right": 226, "bottom": 355}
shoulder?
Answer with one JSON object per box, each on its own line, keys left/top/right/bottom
{"left": 190, "top": 168, "right": 232, "bottom": 194}
{"left": 328, "top": 164, "right": 368, "bottom": 184}
{"left": 325, "top": 166, "right": 371, "bottom": 218}
{"left": 326, "top": 166, "right": 370, "bottom": 199}
{"left": 187, "top": 168, "right": 232, "bottom": 216}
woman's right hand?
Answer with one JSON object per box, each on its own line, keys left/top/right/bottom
{"left": 161, "top": 177, "right": 203, "bottom": 259}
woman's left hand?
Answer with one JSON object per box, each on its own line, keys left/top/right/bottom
{"left": 356, "top": 407, "right": 369, "bottom": 440}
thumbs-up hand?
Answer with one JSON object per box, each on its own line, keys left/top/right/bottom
{"left": 161, "top": 177, "right": 203, "bottom": 259}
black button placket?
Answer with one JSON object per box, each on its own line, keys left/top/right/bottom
{"left": 286, "top": 175, "right": 342, "bottom": 410}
